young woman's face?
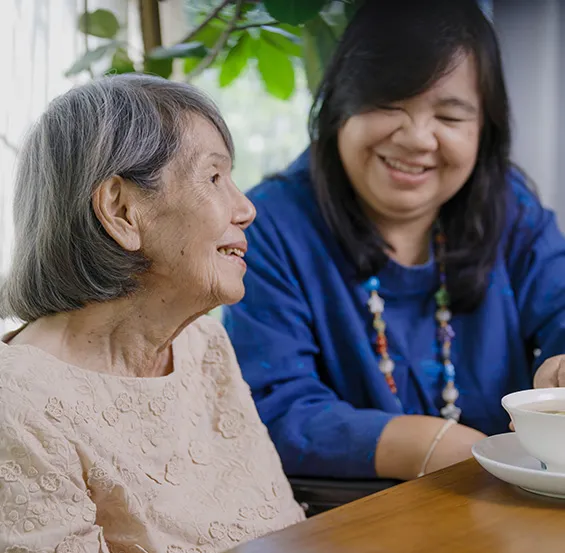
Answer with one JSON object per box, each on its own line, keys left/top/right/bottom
{"left": 338, "top": 54, "right": 482, "bottom": 225}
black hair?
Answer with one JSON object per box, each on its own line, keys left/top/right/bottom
{"left": 309, "top": 0, "right": 511, "bottom": 312}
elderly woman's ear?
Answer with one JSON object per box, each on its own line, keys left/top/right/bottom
{"left": 92, "top": 175, "right": 144, "bottom": 252}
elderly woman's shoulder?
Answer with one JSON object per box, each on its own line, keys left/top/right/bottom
{"left": 179, "top": 315, "right": 237, "bottom": 365}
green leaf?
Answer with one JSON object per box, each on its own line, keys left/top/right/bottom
{"left": 189, "top": 21, "right": 225, "bottom": 48}
{"left": 278, "top": 23, "right": 302, "bottom": 37}
{"left": 183, "top": 57, "right": 201, "bottom": 74}
{"left": 260, "top": 28, "right": 302, "bottom": 58}
{"left": 78, "top": 9, "right": 120, "bottom": 39}
{"left": 256, "top": 37, "right": 295, "bottom": 100}
{"left": 150, "top": 42, "right": 208, "bottom": 60}
{"left": 302, "top": 15, "right": 337, "bottom": 95}
{"left": 144, "top": 57, "right": 173, "bottom": 79}
{"left": 65, "top": 43, "right": 118, "bottom": 76}
{"left": 219, "top": 33, "right": 253, "bottom": 87}
{"left": 263, "top": 0, "right": 328, "bottom": 25}
{"left": 108, "top": 47, "right": 136, "bottom": 74}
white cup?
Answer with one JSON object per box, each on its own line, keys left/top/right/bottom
{"left": 502, "top": 387, "right": 565, "bottom": 473}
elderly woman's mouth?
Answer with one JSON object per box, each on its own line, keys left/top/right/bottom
{"left": 218, "top": 247, "right": 245, "bottom": 258}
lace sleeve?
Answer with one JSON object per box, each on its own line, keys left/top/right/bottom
{"left": 0, "top": 394, "right": 109, "bottom": 552}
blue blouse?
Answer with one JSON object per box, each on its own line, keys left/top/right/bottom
{"left": 223, "top": 150, "right": 565, "bottom": 479}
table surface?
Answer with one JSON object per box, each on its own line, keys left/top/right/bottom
{"left": 227, "top": 459, "right": 565, "bottom": 553}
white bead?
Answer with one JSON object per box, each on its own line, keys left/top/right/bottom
{"left": 379, "top": 358, "right": 395, "bottom": 374}
{"left": 441, "top": 403, "right": 461, "bottom": 421}
{"left": 442, "top": 385, "right": 459, "bottom": 403}
{"left": 436, "top": 309, "right": 452, "bottom": 322}
{"left": 368, "top": 294, "right": 385, "bottom": 314}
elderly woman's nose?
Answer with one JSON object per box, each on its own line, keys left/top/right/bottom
{"left": 232, "top": 186, "right": 256, "bottom": 229}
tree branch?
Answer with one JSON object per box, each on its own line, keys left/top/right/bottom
{"left": 83, "top": 0, "right": 94, "bottom": 78}
{"left": 180, "top": 0, "right": 232, "bottom": 44}
{"left": 0, "top": 134, "right": 19, "bottom": 155}
{"left": 189, "top": 0, "right": 245, "bottom": 79}
{"left": 139, "top": 0, "right": 163, "bottom": 53}
{"left": 235, "top": 20, "right": 279, "bottom": 30}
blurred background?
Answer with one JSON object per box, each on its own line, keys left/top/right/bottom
{"left": 0, "top": 0, "right": 563, "bottom": 331}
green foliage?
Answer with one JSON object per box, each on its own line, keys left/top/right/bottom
{"left": 219, "top": 32, "right": 253, "bottom": 87}
{"left": 79, "top": 9, "right": 119, "bottom": 39}
{"left": 109, "top": 47, "right": 136, "bottom": 74}
{"left": 263, "top": 0, "right": 328, "bottom": 25}
{"left": 68, "top": 1, "right": 364, "bottom": 100}
{"left": 65, "top": 42, "right": 120, "bottom": 77}
{"left": 256, "top": 34, "right": 295, "bottom": 99}
{"left": 302, "top": 16, "right": 337, "bottom": 96}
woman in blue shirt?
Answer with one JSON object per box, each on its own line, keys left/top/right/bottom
{"left": 224, "top": 0, "right": 565, "bottom": 481}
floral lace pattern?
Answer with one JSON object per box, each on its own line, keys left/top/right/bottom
{"left": 0, "top": 316, "right": 304, "bottom": 553}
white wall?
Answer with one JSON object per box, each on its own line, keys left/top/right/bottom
{"left": 494, "top": 0, "right": 563, "bottom": 224}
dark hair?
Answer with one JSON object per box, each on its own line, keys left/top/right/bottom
{"left": 308, "top": 0, "right": 511, "bottom": 312}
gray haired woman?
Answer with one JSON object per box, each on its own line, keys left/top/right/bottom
{"left": 0, "top": 74, "right": 304, "bottom": 553}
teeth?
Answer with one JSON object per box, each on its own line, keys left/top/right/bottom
{"left": 218, "top": 247, "right": 244, "bottom": 258}
{"left": 384, "top": 157, "right": 427, "bottom": 174}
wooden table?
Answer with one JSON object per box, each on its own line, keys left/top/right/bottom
{"left": 228, "top": 460, "right": 565, "bottom": 553}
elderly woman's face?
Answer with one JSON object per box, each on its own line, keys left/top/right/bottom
{"left": 140, "top": 116, "right": 256, "bottom": 308}
{"left": 337, "top": 54, "right": 482, "bottom": 225}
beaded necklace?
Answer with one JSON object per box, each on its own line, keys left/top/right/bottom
{"left": 363, "top": 224, "right": 461, "bottom": 421}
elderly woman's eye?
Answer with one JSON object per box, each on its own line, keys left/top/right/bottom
{"left": 210, "top": 173, "right": 220, "bottom": 185}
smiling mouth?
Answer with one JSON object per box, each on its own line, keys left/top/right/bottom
{"left": 381, "top": 156, "right": 435, "bottom": 174}
{"left": 217, "top": 247, "right": 245, "bottom": 259}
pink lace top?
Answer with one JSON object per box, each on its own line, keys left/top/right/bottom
{"left": 0, "top": 316, "right": 304, "bottom": 553}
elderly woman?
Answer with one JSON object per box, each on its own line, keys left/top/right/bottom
{"left": 0, "top": 75, "right": 304, "bottom": 552}
{"left": 224, "top": 0, "right": 565, "bottom": 487}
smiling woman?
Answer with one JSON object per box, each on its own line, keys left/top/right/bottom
{"left": 0, "top": 74, "right": 303, "bottom": 552}
{"left": 224, "top": 0, "right": 565, "bottom": 497}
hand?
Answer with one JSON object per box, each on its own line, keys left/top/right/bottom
{"left": 534, "top": 355, "right": 565, "bottom": 388}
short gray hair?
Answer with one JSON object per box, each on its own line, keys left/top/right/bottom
{"left": 0, "top": 74, "right": 234, "bottom": 322}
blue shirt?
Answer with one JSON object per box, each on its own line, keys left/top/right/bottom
{"left": 223, "top": 150, "right": 565, "bottom": 479}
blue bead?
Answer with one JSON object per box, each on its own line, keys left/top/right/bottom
{"left": 444, "top": 362, "right": 455, "bottom": 378}
{"left": 363, "top": 276, "right": 380, "bottom": 291}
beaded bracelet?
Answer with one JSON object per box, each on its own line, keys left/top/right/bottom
{"left": 417, "top": 419, "right": 457, "bottom": 478}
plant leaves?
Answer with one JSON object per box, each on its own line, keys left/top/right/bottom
{"left": 184, "top": 57, "right": 201, "bottom": 74}
{"left": 150, "top": 42, "right": 208, "bottom": 60}
{"left": 302, "top": 15, "right": 337, "bottom": 96}
{"left": 263, "top": 0, "right": 328, "bottom": 25}
{"left": 260, "top": 28, "right": 302, "bottom": 57}
{"left": 108, "top": 47, "right": 135, "bottom": 74}
{"left": 189, "top": 20, "right": 226, "bottom": 48}
{"left": 78, "top": 9, "right": 120, "bottom": 39}
{"left": 144, "top": 57, "right": 173, "bottom": 79}
{"left": 256, "top": 36, "right": 295, "bottom": 100}
{"left": 219, "top": 32, "right": 253, "bottom": 87}
{"left": 65, "top": 43, "right": 118, "bottom": 76}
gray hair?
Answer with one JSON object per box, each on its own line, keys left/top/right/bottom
{"left": 0, "top": 74, "right": 234, "bottom": 322}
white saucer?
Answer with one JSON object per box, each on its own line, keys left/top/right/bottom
{"left": 472, "top": 433, "right": 565, "bottom": 499}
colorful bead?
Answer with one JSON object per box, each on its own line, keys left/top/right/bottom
{"left": 379, "top": 358, "right": 395, "bottom": 374}
{"left": 435, "top": 309, "right": 452, "bottom": 323}
{"left": 435, "top": 288, "right": 450, "bottom": 307}
{"left": 443, "top": 361, "right": 456, "bottom": 379}
{"left": 368, "top": 292, "right": 385, "bottom": 314}
{"left": 363, "top": 277, "right": 381, "bottom": 292}
{"left": 438, "top": 324, "right": 455, "bottom": 342}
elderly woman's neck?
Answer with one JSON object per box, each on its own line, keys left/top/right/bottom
{"left": 10, "top": 292, "right": 206, "bottom": 378}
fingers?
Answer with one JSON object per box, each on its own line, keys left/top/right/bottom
{"left": 534, "top": 355, "right": 565, "bottom": 388}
